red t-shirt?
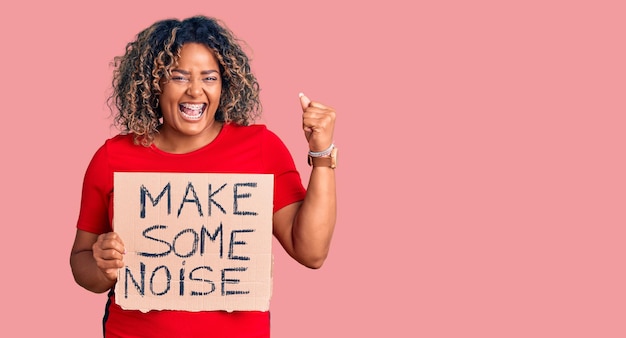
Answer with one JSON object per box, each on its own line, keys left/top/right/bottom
{"left": 77, "top": 123, "right": 306, "bottom": 338}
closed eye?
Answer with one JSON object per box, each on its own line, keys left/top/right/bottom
{"left": 172, "top": 76, "right": 189, "bottom": 82}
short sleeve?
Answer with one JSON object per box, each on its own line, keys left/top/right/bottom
{"left": 262, "top": 129, "right": 306, "bottom": 213}
{"left": 76, "top": 143, "right": 113, "bottom": 234}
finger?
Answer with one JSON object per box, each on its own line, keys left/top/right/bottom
{"left": 102, "top": 232, "right": 125, "bottom": 246}
{"left": 101, "top": 263, "right": 122, "bottom": 281}
{"left": 94, "top": 246, "right": 125, "bottom": 266}
{"left": 308, "top": 101, "right": 330, "bottom": 109}
{"left": 98, "top": 248, "right": 125, "bottom": 261}
{"left": 299, "top": 92, "right": 311, "bottom": 110}
{"left": 97, "top": 257, "right": 124, "bottom": 270}
{"left": 103, "top": 269, "right": 119, "bottom": 281}
{"left": 95, "top": 259, "right": 123, "bottom": 280}
{"left": 97, "top": 232, "right": 126, "bottom": 254}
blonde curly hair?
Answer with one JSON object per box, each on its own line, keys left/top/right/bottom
{"left": 108, "top": 15, "right": 261, "bottom": 146}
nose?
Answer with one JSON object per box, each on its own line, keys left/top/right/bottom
{"left": 186, "top": 80, "right": 204, "bottom": 97}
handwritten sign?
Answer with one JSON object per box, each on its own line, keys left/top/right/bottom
{"left": 113, "top": 172, "right": 274, "bottom": 313}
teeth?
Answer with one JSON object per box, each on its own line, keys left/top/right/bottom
{"left": 181, "top": 103, "right": 204, "bottom": 110}
{"left": 181, "top": 111, "right": 202, "bottom": 120}
{"left": 179, "top": 103, "right": 205, "bottom": 120}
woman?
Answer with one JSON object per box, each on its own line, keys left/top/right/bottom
{"left": 70, "top": 15, "right": 337, "bottom": 337}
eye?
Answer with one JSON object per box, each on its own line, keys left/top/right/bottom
{"left": 203, "top": 76, "right": 219, "bottom": 82}
{"left": 172, "top": 76, "right": 189, "bottom": 82}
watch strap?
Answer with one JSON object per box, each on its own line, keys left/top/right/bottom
{"left": 307, "top": 147, "right": 337, "bottom": 168}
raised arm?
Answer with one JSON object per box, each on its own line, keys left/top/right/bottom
{"left": 273, "top": 93, "right": 337, "bottom": 269}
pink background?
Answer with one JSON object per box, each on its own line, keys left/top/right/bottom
{"left": 1, "top": 0, "right": 625, "bottom": 337}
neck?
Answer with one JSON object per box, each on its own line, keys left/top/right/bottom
{"left": 154, "top": 122, "right": 224, "bottom": 154}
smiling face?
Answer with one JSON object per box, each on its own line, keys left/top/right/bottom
{"left": 156, "top": 43, "right": 223, "bottom": 153}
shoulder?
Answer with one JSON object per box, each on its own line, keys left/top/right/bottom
{"left": 88, "top": 134, "right": 130, "bottom": 159}
{"left": 87, "top": 133, "right": 140, "bottom": 168}
{"left": 223, "top": 122, "right": 291, "bottom": 155}
{"left": 97, "top": 133, "right": 145, "bottom": 157}
{"left": 225, "top": 123, "right": 283, "bottom": 142}
{"left": 103, "top": 133, "right": 136, "bottom": 149}
{"left": 226, "top": 123, "right": 269, "bottom": 135}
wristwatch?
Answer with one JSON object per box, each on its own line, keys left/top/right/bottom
{"left": 308, "top": 147, "right": 338, "bottom": 168}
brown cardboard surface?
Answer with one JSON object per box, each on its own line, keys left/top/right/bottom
{"left": 113, "top": 172, "right": 274, "bottom": 313}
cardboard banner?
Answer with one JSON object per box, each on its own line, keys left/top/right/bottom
{"left": 113, "top": 172, "right": 274, "bottom": 313}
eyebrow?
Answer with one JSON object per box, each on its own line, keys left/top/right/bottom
{"left": 171, "top": 69, "right": 219, "bottom": 75}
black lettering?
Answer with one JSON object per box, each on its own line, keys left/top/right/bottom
{"left": 179, "top": 261, "right": 186, "bottom": 296}
{"left": 172, "top": 228, "right": 199, "bottom": 258}
{"left": 221, "top": 267, "right": 249, "bottom": 296}
{"left": 200, "top": 223, "right": 223, "bottom": 258}
{"left": 140, "top": 183, "right": 171, "bottom": 218}
{"left": 177, "top": 182, "right": 203, "bottom": 217}
{"left": 190, "top": 266, "right": 216, "bottom": 296}
{"left": 233, "top": 182, "right": 258, "bottom": 216}
{"left": 150, "top": 265, "right": 171, "bottom": 296}
{"left": 138, "top": 225, "right": 172, "bottom": 257}
{"left": 124, "top": 262, "right": 145, "bottom": 298}
{"left": 208, "top": 183, "right": 227, "bottom": 215}
{"left": 229, "top": 229, "right": 254, "bottom": 261}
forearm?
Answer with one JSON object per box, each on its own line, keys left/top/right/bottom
{"left": 292, "top": 166, "right": 336, "bottom": 268}
{"left": 70, "top": 250, "right": 116, "bottom": 294}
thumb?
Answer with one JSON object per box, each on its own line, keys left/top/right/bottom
{"left": 299, "top": 92, "right": 311, "bottom": 110}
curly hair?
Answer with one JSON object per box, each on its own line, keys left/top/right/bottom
{"left": 108, "top": 15, "right": 262, "bottom": 146}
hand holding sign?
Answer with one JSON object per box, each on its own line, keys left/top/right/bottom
{"left": 299, "top": 92, "right": 336, "bottom": 152}
{"left": 93, "top": 232, "right": 126, "bottom": 282}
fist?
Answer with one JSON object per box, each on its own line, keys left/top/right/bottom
{"left": 92, "top": 232, "right": 125, "bottom": 281}
{"left": 299, "top": 92, "right": 336, "bottom": 152}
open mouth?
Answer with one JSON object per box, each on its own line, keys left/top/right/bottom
{"left": 179, "top": 103, "right": 207, "bottom": 120}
